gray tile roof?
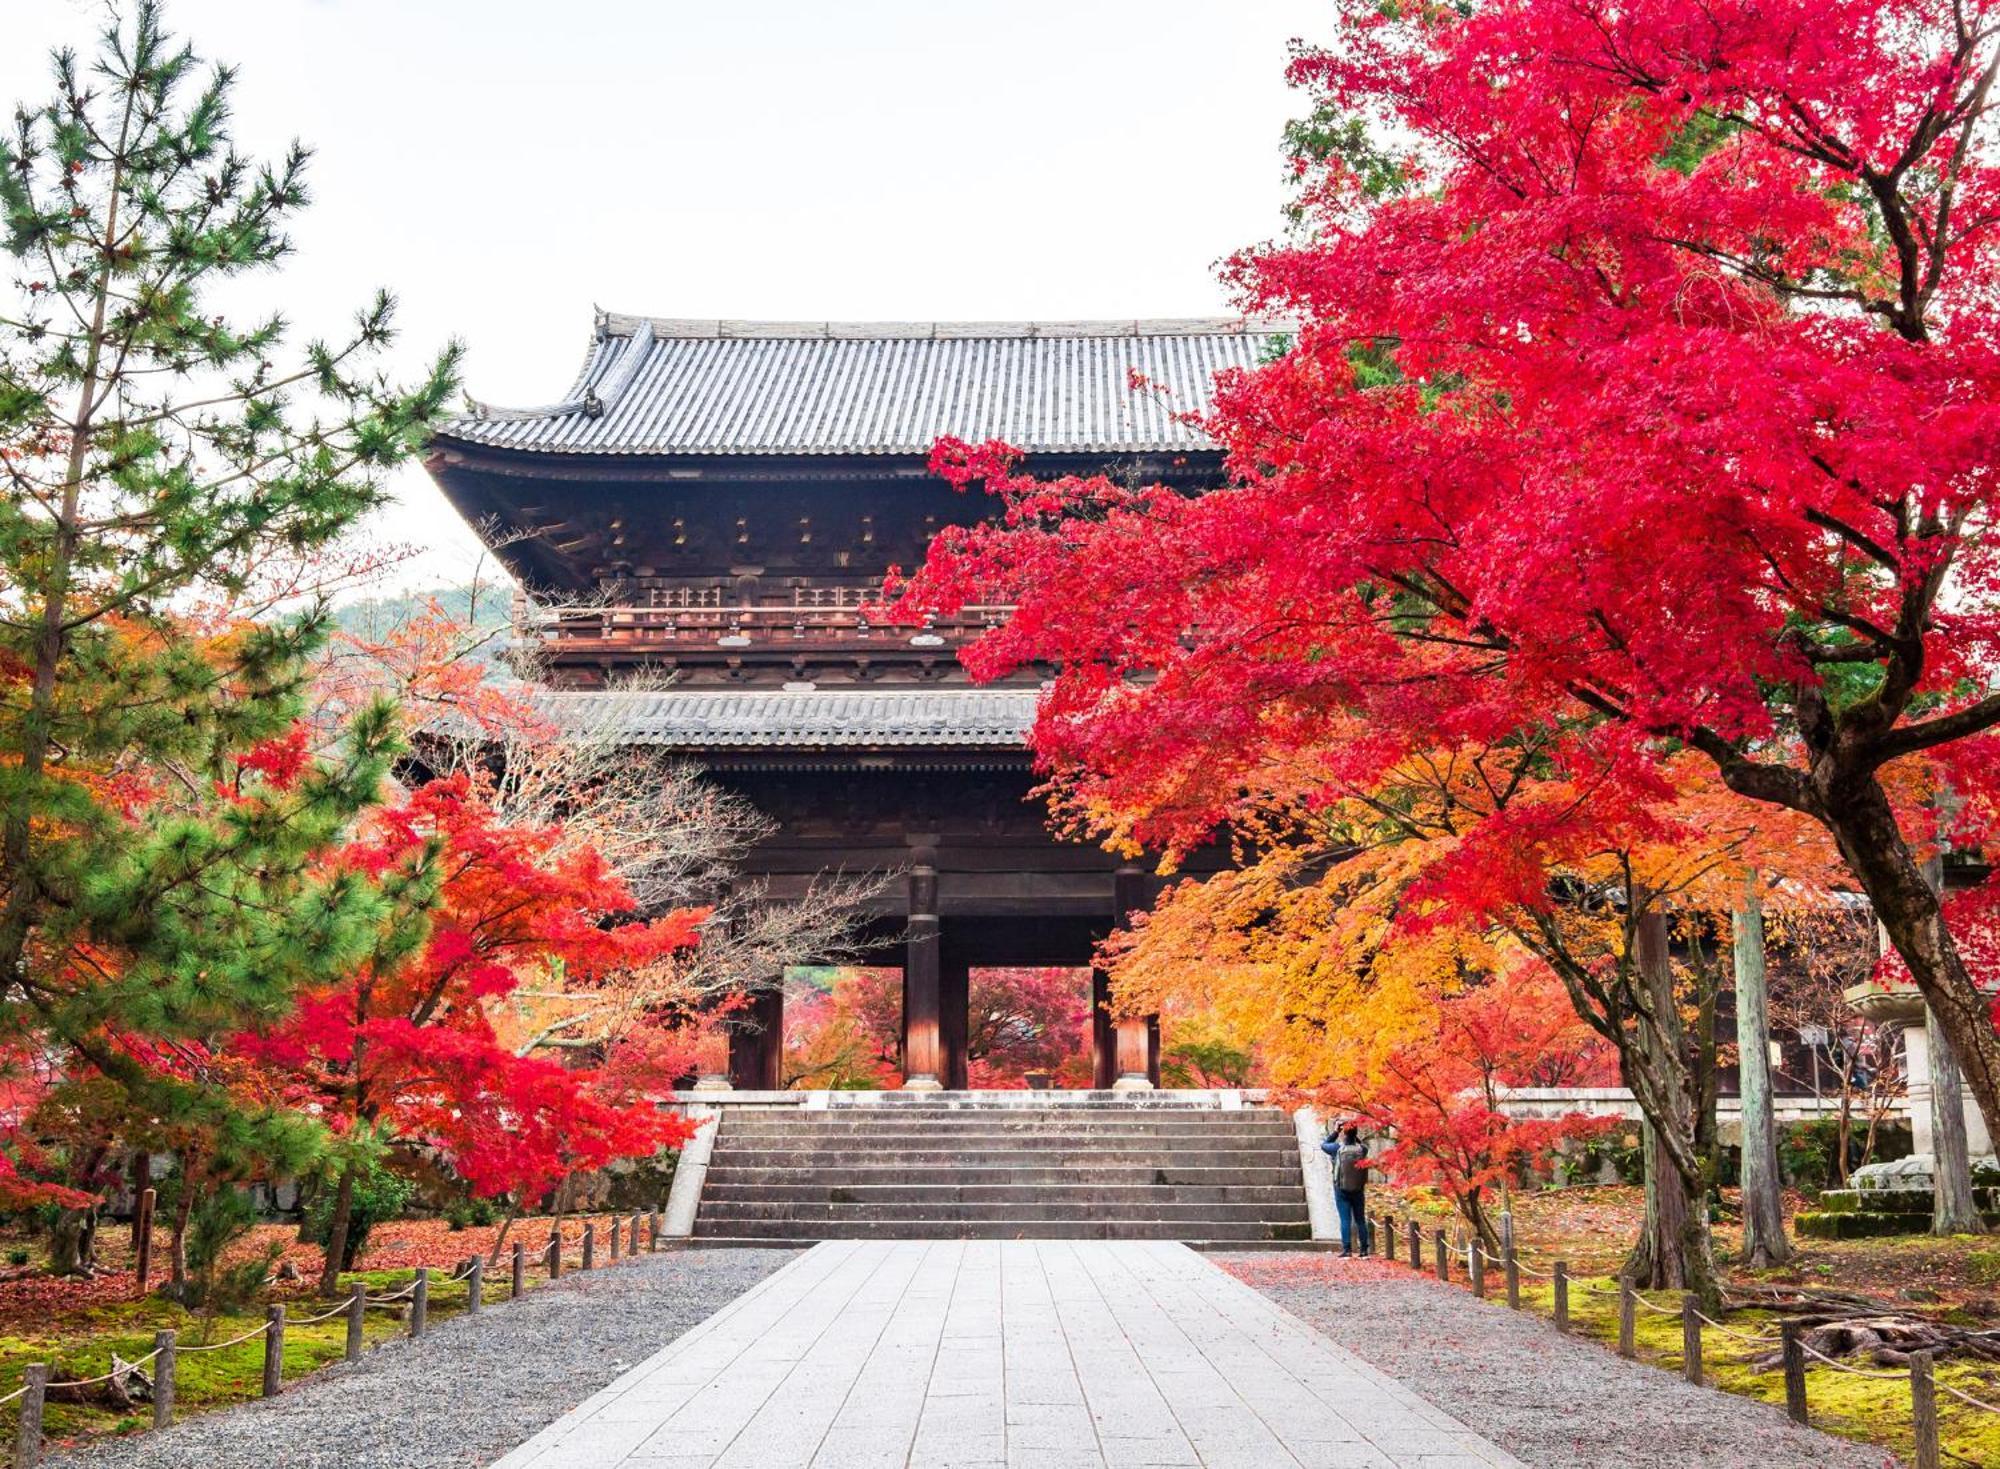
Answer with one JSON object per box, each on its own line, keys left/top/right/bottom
{"left": 531, "top": 688, "right": 1038, "bottom": 748}
{"left": 443, "top": 315, "right": 1287, "bottom": 457}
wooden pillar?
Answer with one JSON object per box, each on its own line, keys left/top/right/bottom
{"left": 940, "top": 937, "right": 970, "bottom": 1092}
{"left": 903, "top": 859, "right": 943, "bottom": 1089}
{"left": 1110, "top": 864, "right": 1155, "bottom": 1091}
{"left": 726, "top": 983, "right": 784, "bottom": 1091}
{"left": 1091, "top": 965, "right": 1117, "bottom": 1090}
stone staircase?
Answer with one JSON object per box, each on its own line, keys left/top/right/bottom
{"left": 692, "top": 1092, "right": 1313, "bottom": 1244}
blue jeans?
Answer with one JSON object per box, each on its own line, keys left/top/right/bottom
{"left": 1335, "top": 1189, "right": 1371, "bottom": 1255}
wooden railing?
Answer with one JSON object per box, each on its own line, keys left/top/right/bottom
{"left": 531, "top": 603, "right": 1016, "bottom": 648}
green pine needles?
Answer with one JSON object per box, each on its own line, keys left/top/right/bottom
{"left": 0, "top": 1, "right": 459, "bottom": 1216}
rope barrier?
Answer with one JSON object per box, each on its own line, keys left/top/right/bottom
{"left": 284, "top": 1301, "right": 354, "bottom": 1326}
{"left": 1688, "top": 1308, "right": 1777, "bottom": 1344}
{"left": 36, "top": 1353, "right": 162, "bottom": 1391}
{"left": 1795, "top": 1337, "right": 1908, "bottom": 1381}
{"left": 173, "top": 1322, "right": 270, "bottom": 1355}
{"left": 1940, "top": 1381, "right": 2000, "bottom": 1416}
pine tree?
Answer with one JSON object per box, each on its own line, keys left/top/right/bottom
{"left": 0, "top": 1, "right": 459, "bottom": 1258}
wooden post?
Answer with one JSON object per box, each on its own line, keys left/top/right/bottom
{"left": 346, "top": 1281, "right": 366, "bottom": 1362}
{"left": 1382, "top": 1215, "right": 1396, "bottom": 1264}
{"left": 649, "top": 1209, "right": 661, "bottom": 1250}
{"left": 467, "top": 1254, "right": 484, "bottom": 1313}
{"left": 132, "top": 1187, "right": 155, "bottom": 1297}
{"left": 582, "top": 1220, "right": 596, "bottom": 1271}
{"left": 1618, "top": 1278, "right": 1636, "bottom": 1359}
{"left": 631, "top": 1213, "right": 642, "bottom": 1256}
{"left": 15, "top": 1363, "right": 46, "bottom": 1469}
{"left": 511, "top": 1240, "right": 526, "bottom": 1300}
{"left": 262, "top": 1304, "right": 285, "bottom": 1397}
{"left": 150, "top": 1331, "right": 175, "bottom": 1429}
{"left": 410, "top": 1267, "right": 430, "bottom": 1338}
{"left": 1680, "top": 1294, "right": 1702, "bottom": 1385}
{"left": 1468, "top": 1238, "right": 1485, "bottom": 1298}
{"left": 1911, "top": 1350, "right": 1940, "bottom": 1469}
{"left": 1780, "top": 1320, "right": 1809, "bottom": 1425}
{"left": 609, "top": 1217, "right": 621, "bottom": 1262}
{"left": 1503, "top": 1239, "right": 1520, "bottom": 1310}
{"left": 1433, "top": 1228, "right": 1449, "bottom": 1281}
{"left": 1407, "top": 1219, "right": 1420, "bottom": 1269}
{"left": 547, "top": 1230, "right": 562, "bottom": 1280}
{"left": 1552, "top": 1262, "right": 1569, "bottom": 1333}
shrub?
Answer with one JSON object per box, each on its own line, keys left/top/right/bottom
{"left": 443, "top": 1196, "right": 500, "bottom": 1231}
{"left": 1779, "top": 1118, "right": 1853, "bottom": 1192}
{"left": 182, "top": 1188, "right": 277, "bottom": 1339}
{"left": 302, "top": 1158, "right": 413, "bottom": 1272}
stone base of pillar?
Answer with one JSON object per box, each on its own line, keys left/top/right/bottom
{"left": 1111, "top": 1074, "right": 1155, "bottom": 1093}
{"left": 902, "top": 1074, "right": 944, "bottom": 1092}
{"left": 690, "top": 1073, "right": 734, "bottom": 1094}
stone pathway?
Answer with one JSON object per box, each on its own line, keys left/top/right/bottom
{"left": 491, "top": 1240, "right": 1520, "bottom": 1469}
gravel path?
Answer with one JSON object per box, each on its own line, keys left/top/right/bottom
{"left": 1223, "top": 1254, "right": 1891, "bottom": 1469}
{"left": 49, "top": 1248, "right": 797, "bottom": 1469}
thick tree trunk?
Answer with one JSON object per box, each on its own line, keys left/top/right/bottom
{"left": 315, "top": 1161, "right": 357, "bottom": 1298}
{"left": 1822, "top": 776, "right": 2000, "bottom": 1152}
{"left": 1732, "top": 886, "right": 1791, "bottom": 1266}
{"left": 49, "top": 1207, "right": 97, "bottom": 1277}
{"left": 1927, "top": 1009, "right": 1982, "bottom": 1234}
{"left": 1623, "top": 908, "right": 1722, "bottom": 1309}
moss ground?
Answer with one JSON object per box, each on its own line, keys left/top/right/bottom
{"left": 0, "top": 1212, "right": 635, "bottom": 1455}
{"left": 1378, "top": 1185, "right": 2000, "bottom": 1467}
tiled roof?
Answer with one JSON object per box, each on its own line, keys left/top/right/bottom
{"left": 530, "top": 688, "right": 1038, "bottom": 748}
{"left": 442, "top": 315, "right": 1286, "bottom": 457}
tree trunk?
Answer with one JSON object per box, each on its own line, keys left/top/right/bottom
{"left": 1822, "top": 775, "right": 2000, "bottom": 1154}
{"left": 316, "top": 1160, "right": 357, "bottom": 1298}
{"left": 1927, "top": 1008, "right": 1982, "bottom": 1234}
{"left": 167, "top": 1186, "right": 192, "bottom": 1299}
{"left": 485, "top": 1199, "right": 522, "bottom": 1267}
{"left": 1733, "top": 885, "right": 1791, "bottom": 1266}
{"left": 1627, "top": 1121, "right": 1687, "bottom": 1286}
{"left": 49, "top": 1207, "right": 97, "bottom": 1277}
{"left": 128, "top": 1152, "right": 150, "bottom": 1246}
{"left": 1624, "top": 908, "right": 1722, "bottom": 1309}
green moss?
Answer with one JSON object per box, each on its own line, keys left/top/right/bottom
{"left": 1477, "top": 1272, "right": 2000, "bottom": 1467}
{"left": 0, "top": 1261, "right": 518, "bottom": 1447}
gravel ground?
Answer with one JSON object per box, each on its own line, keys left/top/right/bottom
{"left": 48, "top": 1247, "right": 798, "bottom": 1469}
{"left": 1225, "top": 1254, "right": 1893, "bottom": 1469}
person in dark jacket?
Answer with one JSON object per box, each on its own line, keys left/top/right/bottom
{"left": 1320, "top": 1124, "right": 1372, "bottom": 1257}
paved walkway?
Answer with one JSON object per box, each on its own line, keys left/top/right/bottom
{"left": 490, "top": 1240, "right": 1521, "bottom": 1469}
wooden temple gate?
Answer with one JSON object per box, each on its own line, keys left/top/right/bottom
{"left": 426, "top": 315, "right": 1280, "bottom": 1089}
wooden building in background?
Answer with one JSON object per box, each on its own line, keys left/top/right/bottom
{"left": 425, "top": 314, "right": 1278, "bottom": 1090}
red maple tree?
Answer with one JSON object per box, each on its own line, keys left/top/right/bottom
{"left": 238, "top": 774, "right": 704, "bottom": 1291}
{"left": 896, "top": 0, "right": 2000, "bottom": 1143}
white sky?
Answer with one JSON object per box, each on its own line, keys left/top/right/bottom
{"left": 5, "top": 0, "right": 1326, "bottom": 591}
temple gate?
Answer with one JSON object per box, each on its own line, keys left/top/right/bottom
{"left": 425, "top": 315, "right": 1278, "bottom": 1089}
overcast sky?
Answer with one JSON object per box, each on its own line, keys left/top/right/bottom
{"left": 5, "top": 0, "right": 1325, "bottom": 590}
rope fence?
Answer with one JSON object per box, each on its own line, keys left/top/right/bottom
{"left": 1369, "top": 1207, "right": 2000, "bottom": 1469}
{"left": 2, "top": 1207, "right": 667, "bottom": 1469}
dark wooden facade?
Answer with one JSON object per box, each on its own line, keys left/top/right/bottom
{"left": 426, "top": 317, "right": 1272, "bottom": 1087}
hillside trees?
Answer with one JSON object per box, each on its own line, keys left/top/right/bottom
{"left": 0, "top": 3, "right": 455, "bottom": 1259}
{"left": 897, "top": 0, "right": 2000, "bottom": 1144}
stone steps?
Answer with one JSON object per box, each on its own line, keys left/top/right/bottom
{"left": 703, "top": 1164, "right": 1301, "bottom": 1188}
{"left": 693, "top": 1098, "right": 1311, "bottom": 1243}
{"left": 702, "top": 1183, "right": 1307, "bottom": 1205}
{"left": 698, "top": 1218, "right": 1307, "bottom": 1241}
